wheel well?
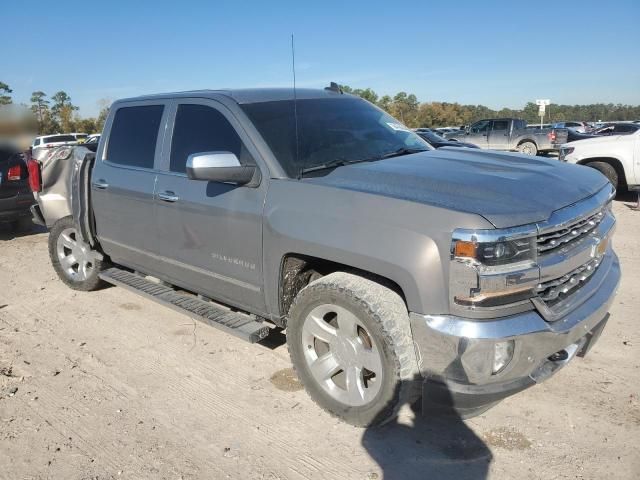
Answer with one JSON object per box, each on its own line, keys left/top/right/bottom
{"left": 577, "top": 157, "right": 627, "bottom": 188}
{"left": 517, "top": 139, "right": 536, "bottom": 146}
{"left": 278, "top": 254, "right": 407, "bottom": 326}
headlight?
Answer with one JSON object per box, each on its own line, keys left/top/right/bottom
{"left": 558, "top": 146, "right": 574, "bottom": 162}
{"left": 450, "top": 226, "right": 539, "bottom": 316}
{"left": 453, "top": 237, "right": 536, "bottom": 266}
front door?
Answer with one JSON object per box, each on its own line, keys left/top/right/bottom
{"left": 465, "top": 120, "right": 490, "bottom": 148}
{"left": 92, "top": 102, "right": 168, "bottom": 273}
{"left": 488, "top": 119, "right": 510, "bottom": 150}
{"left": 153, "top": 99, "right": 267, "bottom": 314}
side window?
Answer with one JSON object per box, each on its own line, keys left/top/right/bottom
{"left": 107, "top": 105, "right": 164, "bottom": 169}
{"left": 492, "top": 120, "right": 509, "bottom": 131}
{"left": 615, "top": 124, "right": 635, "bottom": 133}
{"left": 170, "top": 104, "right": 249, "bottom": 173}
{"left": 470, "top": 120, "right": 490, "bottom": 134}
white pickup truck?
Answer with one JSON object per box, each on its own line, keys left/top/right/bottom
{"left": 559, "top": 129, "right": 639, "bottom": 190}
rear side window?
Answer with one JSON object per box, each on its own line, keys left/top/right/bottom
{"left": 169, "top": 104, "right": 244, "bottom": 173}
{"left": 43, "top": 135, "right": 76, "bottom": 143}
{"left": 492, "top": 120, "right": 509, "bottom": 131}
{"left": 107, "top": 105, "right": 164, "bottom": 169}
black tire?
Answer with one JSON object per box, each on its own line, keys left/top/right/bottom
{"left": 517, "top": 141, "right": 537, "bottom": 156}
{"left": 48, "top": 216, "right": 106, "bottom": 291}
{"left": 287, "top": 272, "right": 420, "bottom": 427}
{"left": 585, "top": 161, "right": 618, "bottom": 189}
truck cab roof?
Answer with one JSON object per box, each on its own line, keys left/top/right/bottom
{"left": 116, "top": 88, "right": 346, "bottom": 106}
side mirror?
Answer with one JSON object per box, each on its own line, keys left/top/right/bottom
{"left": 186, "top": 152, "right": 260, "bottom": 186}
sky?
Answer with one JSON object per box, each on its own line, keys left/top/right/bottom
{"left": 2, "top": 0, "right": 639, "bottom": 116}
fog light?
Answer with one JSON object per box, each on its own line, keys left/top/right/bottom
{"left": 492, "top": 340, "right": 515, "bottom": 374}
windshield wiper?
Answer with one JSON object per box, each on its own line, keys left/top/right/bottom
{"left": 299, "top": 157, "right": 371, "bottom": 177}
{"left": 298, "top": 148, "right": 429, "bottom": 178}
{"left": 379, "top": 147, "right": 429, "bottom": 159}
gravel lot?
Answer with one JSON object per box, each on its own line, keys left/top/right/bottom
{"left": 1, "top": 197, "right": 638, "bottom": 480}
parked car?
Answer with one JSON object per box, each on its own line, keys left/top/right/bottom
{"left": 593, "top": 123, "right": 640, "bottom": 136}
{"left": 32, "top": 88, "right": 619, "bottom": 426}
{"left": 416, "top": 129, "right": 479, "bottom": 149}
{"left": 0, "top": 143, "right": 33, "bottom": 230}
{"left": 552, "top": 121, "right": 590, "bottom": 133}
{"left": 559, "top": 128, "right": 640, "bottom": 190}
{"left": 566, "top": 128, "right": 597, "bottom": 143}
{"left": 31, "top": 133, "right": 78, "bottom": 151}
{"left": 444, "top": 118, "right": 568, "bottom": 155}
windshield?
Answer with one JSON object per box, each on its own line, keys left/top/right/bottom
{"left": 241, "top": 97, "right": 431, "bottom": 178}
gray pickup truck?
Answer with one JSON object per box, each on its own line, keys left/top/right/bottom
{"left": 31, "top": 88, "right": 619, "bottom": 426}
{"left": 445, "top": 118, "right": 568, "bottom": 155}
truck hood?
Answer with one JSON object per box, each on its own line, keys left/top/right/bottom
{"left": 306, "top": 149, "right": 609, "bottom": 228}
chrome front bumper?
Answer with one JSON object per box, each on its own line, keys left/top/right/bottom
{"left": 409, "top": 251, "right": 620, "bottom": 413}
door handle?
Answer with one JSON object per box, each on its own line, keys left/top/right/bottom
{"left": 158, "top": 191, "right": 180, "bottom": 203}
{"left": 92, "top": 180, "right": 109, "bottom": 189}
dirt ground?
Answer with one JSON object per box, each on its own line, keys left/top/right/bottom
{"left": 1, "top": 197, "right": 638, "bottom": 480}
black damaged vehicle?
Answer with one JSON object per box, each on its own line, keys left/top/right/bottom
{"left": 0, "top": 143, "right": 33, "bottom": 231}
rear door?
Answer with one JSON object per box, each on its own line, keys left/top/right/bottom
{"left": 92, "top": 101, "right": 169, "bottom": 273}
{"left": 488, "top": 120, "right": 510, "bottom": 150}
{"left": 152, "top": 98, "right": 268, "bottom": 313}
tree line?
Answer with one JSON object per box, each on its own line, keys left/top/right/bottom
{"left": 1, "top": 80, "right": 639, "bottom": 135}
{"left": 340, "top": 85, "right": 640, "bottom": 127}
{"left": 1, "top": 81, "right": 109, "bottom": 135}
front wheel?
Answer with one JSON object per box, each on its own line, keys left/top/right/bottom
{"left": 585, "top": 161, "right": 618, "bottom": 190}
{"left": 286, "top": 272, "right": 420, "bottom": 426}
{"left": 48, "top": 216, "right": 107, "bottom": 291}
{"left": 517, "top": 141, "right": 538, "bottom": 156}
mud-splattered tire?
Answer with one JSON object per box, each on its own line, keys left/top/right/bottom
{"left": 48, "top": 216, "right": 106, "bottom": 291}
{"left": 585, "top": 161, "right": 618, "bottom": 190}
{"left": 517, "top": 141, "right": 537, "bottom": 156}
{"left": 286, "top": 272, "right": 421, "bottom": 427}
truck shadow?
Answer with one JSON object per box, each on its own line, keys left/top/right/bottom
{"left": 362, "top": 376, "right": 492, "bottom": 480}
{"left": 0, "top": 222, "right": 47, "bottom": 241}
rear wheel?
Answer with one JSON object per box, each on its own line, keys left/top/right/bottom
{"left": 286, "top": 272, "right": 420, "bottom": 426}
{"left": 517, "top": 141, "right": 537, "bottom": 156}
{"left": 48, "top": 216, "right": 106, "bottom": 291}
{"left": 585, "top": 161, "right": 618, "bottom": 190}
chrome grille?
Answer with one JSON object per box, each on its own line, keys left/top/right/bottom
{"left": 537, "top": 209, "right": 604, "bottom": 254}
{"left": 535, "top": 257, "right": 602, "bottom": 305}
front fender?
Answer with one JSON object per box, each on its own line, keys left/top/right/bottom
{"left": 262, "top": 179, "right": 492, "bottom": 318}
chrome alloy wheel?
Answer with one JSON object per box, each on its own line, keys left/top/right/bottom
{"left": 56, "top": 227, "right": 95, "bottom": 281}
{"left": 301, "top": 304, "right": 383, "bottom": 406}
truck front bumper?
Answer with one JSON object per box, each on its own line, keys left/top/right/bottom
{"left": 409, "top": 251, "right": 620, "bottom": 416}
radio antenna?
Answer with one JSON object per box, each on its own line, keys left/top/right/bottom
{"left": 291, "top": 34, "right": 301, "bottom": 178}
